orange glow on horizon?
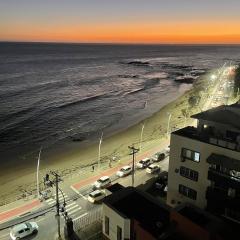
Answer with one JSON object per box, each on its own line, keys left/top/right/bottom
{"left": 1, "top": 21, "right": 240, "bottom": 44}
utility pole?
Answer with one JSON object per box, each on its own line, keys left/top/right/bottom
{"left": 50, "top": 171, "right": 61, "bottom": 239}
{"left": 128, "top": 145, "right": 139, "bottom": 187}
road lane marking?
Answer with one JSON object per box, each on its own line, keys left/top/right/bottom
{"left": 65, "top": 202, "right": 75, "bottom": 207}
{"left": 68, "top": 207, "right": 82, "bottom": 215}
{"left": 66, "top": 205, "right": 79, "bottom": 211}
{"left": 72, "top": 212, "right": 88, "bottom": 221}
{"left": 46, "top": 199, "right": 55, "bottom": 204}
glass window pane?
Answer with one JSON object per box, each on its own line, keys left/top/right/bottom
{"left": 194, "top": 152, "right": 200, "bottom": 162}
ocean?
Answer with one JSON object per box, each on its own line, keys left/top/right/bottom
{"left": 0, "top": 42, "right": 240, "bottom": 162}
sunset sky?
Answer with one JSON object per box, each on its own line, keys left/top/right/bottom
{"left": 1, "top": 0, "right": 240, "bottom": 44}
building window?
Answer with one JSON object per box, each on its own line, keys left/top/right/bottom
{"left": 181, "top": 148, "right": 200, "bottom": 162}
{"left": 180, "top": 166, "right": 198, "bottom": 181}
{"left": 179, "top": 184, "right": 197, "bottom": 200}
{"left": 117, "top": 225, "right": 122, "bottom": 240}
{"left": 105, "top": 216, "right": 109, "bottom": 235}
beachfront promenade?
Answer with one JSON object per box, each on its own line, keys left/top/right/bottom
{"left": 0, "top": 65, "right": 234, "bottom": 239}
{"left": 0, "top": 139, "right": 168, "bottom": 222}
{"left": 0, "top": 142, "right": 170, "bottom": 240}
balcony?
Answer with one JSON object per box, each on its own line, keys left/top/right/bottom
{"left": 206, "top": 186, "right": 240, "bottom": 210}
{"left": 208, "top": 168, "right": 240, "bottom": 190}
{"left": 173, "top": 127, "right": 239, "bottom": 152}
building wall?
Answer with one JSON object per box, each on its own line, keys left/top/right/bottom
{"left": 132, "top": 219, "right": 156, "bottom": 240}
{"left": 167, "top": 132, "right": 240, "bottom": 209}
{"left": 170, "top": 211, "right": 210, "bottom": 240}
{"left": 102, "top": 204, "right": 131, "bottom": 240}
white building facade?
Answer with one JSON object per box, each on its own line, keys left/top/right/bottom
{"left": 167, "top": 104, "right": 240, "bottom": 222}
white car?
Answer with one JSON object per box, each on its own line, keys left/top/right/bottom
{"left": 136, "top": 158, "right": 151, "bottom": 169}
{"left": 10, "top": 222, "right": 38, "bottom": 240}
{"left": 146, "top": 164, "right": 161, "bottom": 174}
{"left": 93, "top": 176, "right": 111, "bottom": 190}
{"left": 88, "top": 190, "right": 105, "bottom": 203}
{"left": 116, "top": 165, "right": 132, "bottom": 177}
{"left": 151, "top": 151, "right": 166, "bottom": 162}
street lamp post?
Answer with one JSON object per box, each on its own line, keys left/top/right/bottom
{"left": 36, "top": 147, "right": 42, "bottom": 199}
{"left": 98, "top": 131, "right": 103, "bottom": 171}
{"left": 167, "top": 112, "right": 172, "bottom": 135}
{"left": 139, "top": 123, "right": 145, "bottom": 152}
{"left": 184, "top": 105, "right": 189, "bottom": 127}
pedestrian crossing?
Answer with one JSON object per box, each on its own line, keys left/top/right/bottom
{"left": 44, "top": 191, "right": 82, "bottom": 218}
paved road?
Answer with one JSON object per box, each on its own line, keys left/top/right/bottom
{"left": 0, "top": 157, "right": 169, "bottom": 240}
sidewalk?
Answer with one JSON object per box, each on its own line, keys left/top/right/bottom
{"left": 0, "top": 199, "right": 41, "bottom": 224}
{"left": 71, "top": 139, "right": 169, "bottom": 191}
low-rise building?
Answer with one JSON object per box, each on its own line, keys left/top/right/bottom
{"left": 102, "top": 187, "right": 232, "bottom": 240}
{"left": 102, "top": 187, "right": 170, "bottom": 240}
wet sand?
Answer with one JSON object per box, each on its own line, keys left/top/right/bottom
{"left": 0, "top": 73, "right": 211, "bottom": 206}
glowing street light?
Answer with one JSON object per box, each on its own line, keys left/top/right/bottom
{"left": 211, "top": 74, "right": 217, "bottom": 80}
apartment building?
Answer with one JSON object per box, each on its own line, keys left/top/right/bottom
{"left": 167, "top": 103, "right": 240, "bottom": 223}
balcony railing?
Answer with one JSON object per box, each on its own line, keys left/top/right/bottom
{"left": 206, "top": 186, "right": 240, "bottom": 209}
{"left": 208, "top": 168, "right": 240, "bottom": 189}
{"left": 174, "top": 127, "right": 240, "bottom": 152}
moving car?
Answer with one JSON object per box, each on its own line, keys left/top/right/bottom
{"left": 88, "top": 190, "right": 105, "bottom": 203}
{"left": 10, "top": 222, "right": 38, "bottom": 240}
{"left": 151, "top": 151, "right": 166, "bottom": 162}
{"left": 136, "top": 158, "right": 151, "bottom": 169}
{"left": 116, "top": 165, "right": 132, "bottom": 177}
{"left": 146, "top": 164, "right": 161, "bottom": 174}
{"left": 93, "top": 176, "right": 111, "bottom": 190}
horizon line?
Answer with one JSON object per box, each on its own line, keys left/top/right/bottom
{"left": 1, "top": 40, "right": 240, "bottom": 46}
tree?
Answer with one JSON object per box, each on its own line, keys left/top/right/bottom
{"left": 188, "top": 95, "right": 200, "bottom": 108}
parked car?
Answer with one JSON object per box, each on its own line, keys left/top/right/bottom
{"left": 165, "top": 145, "right": 170, "bottom": 154}
{"left": 146, "top": 164, "right": 161, "bottom": 174}
{"left": 88, "top": 190, "right": 105, "bottom": 203}
{"left": 93, "top": 176, "right": 111, "bottom": 190}
{"left": 151, "top": 151, "right": 166, "bottom": 162}
{"left": 136, "top": 158, "right": 151, "bottom": 169}
{"left": 116, "top": 165, "right": 132, "bottom": 177}
{"left": 155, "top": 171, "right": 168, "bottom": 193}
{"left": 10, "top": 222, "right": 38, "bottom": 240}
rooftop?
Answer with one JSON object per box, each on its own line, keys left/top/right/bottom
{"left": 106, "top": 183, "right": 124, "bottom": 193}
{"left": 175, "top": 203, "right": 230, "bottom": 238}
{"left": 191, "top": 103, "right": 240, "bottom": 130}
{"left": 103, "top": 187, "right": 170, "bottom": 237}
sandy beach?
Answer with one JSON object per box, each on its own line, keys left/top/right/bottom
{"left": 0, "top": 71, "right": 216, "bottom": 206}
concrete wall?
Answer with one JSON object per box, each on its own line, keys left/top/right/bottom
{"left": 167, "top": 132, "right": 240, "bottom": 209}
{"left": 102, "top": 204, "right": 130, "bottom": 240}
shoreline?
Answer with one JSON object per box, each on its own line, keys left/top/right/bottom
{"left": 0, "top": 72, "right": 210, "bottom": 206}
